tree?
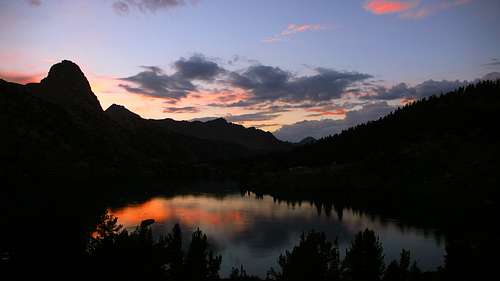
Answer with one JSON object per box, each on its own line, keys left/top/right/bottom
{"left": 383, "top": 249, "right": 418, "bottom": 281}
{"left": 185, "top": 228, "right": 222, "bottom": 281}
{"left": 270, "top": 230, "right": 340, "bottom": 281}
{"left": 342, "top": 229, "right": 385, "bottom": 281}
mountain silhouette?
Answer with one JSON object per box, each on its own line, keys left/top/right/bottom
{"left": 27, "top": 60, "right": 103, "bottom": 115}
{"left": 153, "top": 117, "right": 289, "bottom": 151}
{"left": 296, "top": 136, "right": 317, "bottom": 146}
{"left": 1, "top": 60, "right": 290, "bottom": 182}
{"left": 105, "top": 103, "right": 288, "bottom": 151}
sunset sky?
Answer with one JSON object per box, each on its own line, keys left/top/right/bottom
{"left": 1, "top": 0, "right": 499, "bottom": 141}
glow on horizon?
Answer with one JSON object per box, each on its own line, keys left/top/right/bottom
{"left": 1, "top": 0, "right": 499, "bottom": 136}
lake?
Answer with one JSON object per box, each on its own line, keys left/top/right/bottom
{"left": 109, "top": 191, "right": 445, "bottom": 277}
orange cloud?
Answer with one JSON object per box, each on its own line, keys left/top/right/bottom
{"left": 364, "top": 0, "right": 417, "bottom": 15}
{"left": 306, "top": 108, "right": 347, "bottom": 117}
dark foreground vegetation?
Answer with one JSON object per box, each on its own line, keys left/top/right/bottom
{"left": 5, "top": 213, "right": 485, "bottom": 281}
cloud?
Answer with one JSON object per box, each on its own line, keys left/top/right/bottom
{"left": 252, "top": 123, "right": 281, "bottom": 129}
{"left": 227, "top": 66, "right": 372, "bottom": 105}
{"left": 364, "top": 0, "right": 417, "bottom": 15}
{"left": 119, "top": 65, "right": 196, "bottom": 99}
{"left": 163, "top": 106, "right": 199, "bottom": 113}
{"left": 401, "top": 0, "right": 471, "bottom": 19}
{"left": 112, "top": 1, "right": 130, "bottom": 15}
{"left": 281, "top": 24, "right": 325, "bottom": 36}
{"left": 402, "top": 0, "right": 472, "bottom": 19}
{"left": 119, "top": 54, "right": 372, "bottom": 107}
{"left": 225, "top": 111, "right": 281, "bottom": 123}
{"left": 264, "top": 23, "right": 329, "bottom": 43}
{"left": 363, "top": 79, "right": 468, "bottom": 100}
{"left": 364, "top": 0, "right": 472, "bottom": 19}
{"left": 174, "top": 54, "right": 225, "bottom": 81}
{"left": 119, "top": 55, "right": 223, "bottom": 100}
{"left": 112, "top": 0, "right": 185, "bottom": 14}
{"left": 305, "top": 108, "right": 347, "bottom": 117}
{"left": 190, "top": 116, "right": 219, "bottom": 122}
{"left": 275, "top": 102, "right": 395, "bottom": 142}
{"left": 483, "top": 58, "right": 500, "bottom": 67}
{"left": 26, "top": 0, "right": 42, "bottom": 6}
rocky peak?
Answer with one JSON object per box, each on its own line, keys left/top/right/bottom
{"left": 36, "top": 60, "right": 103, "bottom": 113}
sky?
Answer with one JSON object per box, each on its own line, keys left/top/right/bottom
{"left": 1, "top": 0, "right": 499, "bottom": 141}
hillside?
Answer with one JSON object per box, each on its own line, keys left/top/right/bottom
{"left": 246, "top": 80, "right": 500, "bottom": 224}
{"left": 154, "top": 117, "right": 289, "bottom": 151}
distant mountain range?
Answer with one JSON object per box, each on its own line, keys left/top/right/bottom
{"left": 0, "top": 60, "right": 289, "bottom": 181}
{"left": 105, "top": 104, "right": 289, "bottom": 151}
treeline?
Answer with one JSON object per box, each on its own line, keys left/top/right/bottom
{"left": 240, "top": 80, "right": 500, "bottom": 228}
{"left": 80, "top": 215, "right": 487, "bottom": 281}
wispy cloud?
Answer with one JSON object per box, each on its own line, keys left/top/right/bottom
{"left": 401, "top": 0, "right": 472, "bottom": 19}
{"left": 163, "top": 106, "right": 200, "bottom": 113}
{"left": 364, "top": 0, "right": 472, "bottom": 19}
{"left": 264, "top": 23, "right": 330, "bottom": 43}
{"left": 482, "top": 58, "right": 500, "bottom": 67}
{"left": 112, "top": 0, "right": 187, "bottom": 15}
{"left": 306, "top": 108, "right": 347, "bottom": 117}
{"left": 26, "top": 0, "right": 42, "bottom": 6}
{"left": 364, "top": 0, "right": 418, "bottom": 15}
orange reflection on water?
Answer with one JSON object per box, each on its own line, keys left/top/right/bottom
{"left": 110, "top": 197, "right": 246, "bottom": 231}
{"left": 110, "top": 198, "right": 172, "bottom": 227}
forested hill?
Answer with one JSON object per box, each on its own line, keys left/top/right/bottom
{"left": 289, "top": 79, "right": 500, "bottom": 167}
{"left": 247, "top": 80, "right": 500, "bottom": 223}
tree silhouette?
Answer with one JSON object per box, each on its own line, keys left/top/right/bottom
{"left": 342, "top": 229, "right": 385, "bottom": 281}
{"left": 269, "top": 230, "right": 340, "bottom": 281}
{"left": 383, "top": 249, "right": 419, "bottom": 281}
{"left": 185, "top": 228, "right": 222, "bottom": 281}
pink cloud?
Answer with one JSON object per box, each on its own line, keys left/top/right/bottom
{"left": 264, "top": 23, "right": 330, "bottom": 43}
{"left": 364, "top": 0, "right": 417, "bottom": 15}
{"left": 306, "top": 108, "right": 347, "bottom": 117}
{"left": 364, "top": 0, "right": 473, "bottom": 19}
{"left": 281, "top": 24, "right": 325, "bottom": 36}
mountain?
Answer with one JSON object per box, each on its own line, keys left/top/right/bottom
{"left": 104, "top": 103, "right": 252, "bottom": 165}
{"left": 151, "top": 117, "right": 290, "bottom": 151}
{"left": 296, "top": 136, "right": 317, "bottom": 146}
{"left": 1, "top": 60, "right": 289, "bottom": 183}
{"left": 26, "top": 60, "right": 103, "bottom": 115}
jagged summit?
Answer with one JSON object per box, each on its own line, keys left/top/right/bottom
{"left": 32, "top": 60, "right": 103, "bottom": 113}
{"left": 105, "top": 104, "right": 143, "bottom": 127}
{"left": 105, "top": 104, "right": 138, "bottom": 116}
{"left": 45, "top": 60, "right": 87, "bottom": 83}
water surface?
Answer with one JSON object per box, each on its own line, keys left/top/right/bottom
{"left": 110, "top": 191, "right": 444, "bottom": 277}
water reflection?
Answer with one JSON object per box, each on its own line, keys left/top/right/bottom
{"left": 110, "top": 192, "right": 444, "bottom": 277}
